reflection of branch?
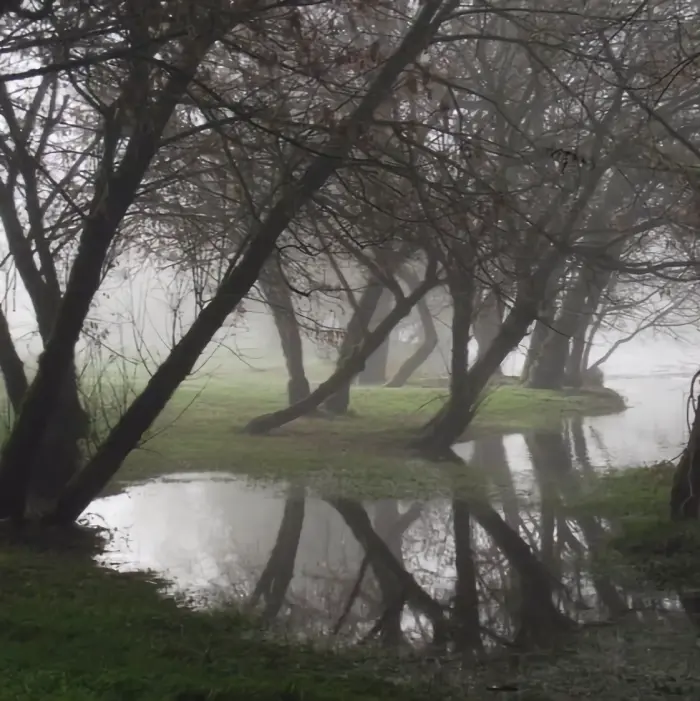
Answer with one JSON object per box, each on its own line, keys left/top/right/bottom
{"left": 251, "top": 485, "right": 305, "bottom": 620}
{"left": 333, "top": 501, "right": 424, "bottom": 636}
{"left": 328, "top": 498, "right": 449, "bottom": 644}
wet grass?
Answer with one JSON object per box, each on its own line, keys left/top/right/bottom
{"left": 574, "top": 462, "right": 700, "bottom": 591}
{"left": 112, "top": 374, "right": 625, "bottom": 498}
{"left": 0, "top": 534, "right": 450, "bottom": 701}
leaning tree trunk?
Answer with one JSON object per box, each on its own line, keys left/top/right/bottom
{"left": 468, "top": 497, "right": 574, "bottom": 647}
{"left": 409, "top": 265, "right": 474, "bottom": 457}
{"left": 323, "top": 279, "right": 384, "bottom": 415}
{"left": 259, "top": 264, "right": 310, "bottom": 405}
{"left": 411, "top": 297, "right": 540, "bottom": 457}
{"left": 358, "top": 288, "right": 393, "bottom": 386}
{"left": 385, "top": 299, "right": 438, "bottom": 388}
{"left": 43, "top": 4, "right": 456, "bottom": 526}
{"left": 245, "top": 275, "right": 436, "bottom": 434}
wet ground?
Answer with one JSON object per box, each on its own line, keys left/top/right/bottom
{"left": 85, "top": 373, "right": 698, "bottom": 654}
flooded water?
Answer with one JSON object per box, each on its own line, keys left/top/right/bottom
{"left": 87, "top": 373, "right": 697, "bottom": 649}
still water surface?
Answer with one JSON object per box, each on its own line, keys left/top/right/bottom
{"left": 87, "top": 373, "right": 696, "bottom": 648}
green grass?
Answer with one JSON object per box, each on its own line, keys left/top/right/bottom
{"left": 574, "top": 463, "right": 700, "bottom": 591}
{"left": 108, "top": 375, "right": 625, "bottom": 498}
{"left": 0, "top": 535, "right": 447, "bottom": 701}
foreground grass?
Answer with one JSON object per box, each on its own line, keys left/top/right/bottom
{"left": 0, "top": 537, "right": 448, "bottom": 701}
{"left": 111, "top": 375, "right": 625, "bottom": 498}
{"left": 4, "top": 524, "right": 700, "bottom": 701}
{"left": 575, "top": 462, "right": 700, "bottom": 591}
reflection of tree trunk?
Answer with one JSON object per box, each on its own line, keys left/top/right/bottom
{"left": 329, "top": 497, "right": 449, "bottom": 646}
{"left": 525, "top": 433, "right": 559, "bottom": 570}
{"left": 245, "top": 275, "right": 435, "bottom": 434}
{"left": 473, "top": 289, "right": 503, "bottom": 376}
{"left": 527, "top": 270, "right": 590, "bottom": 390}
{"left": 372, "top": 500, "right": 410, "bottom": 645}
{"left": 358, "top": 289, "right": 392, "bottom": 386}
{"left": 251, "top": 486, "right": 305, "bottom": 620}
{"left": 528, "top": 430, "right": 627, "bottom": 617}
{"left": 385, "top": 273, "right": 438, "bottom": 388}
{"left": 468, "top": 497, "right": 573, "bottom": 647}
{"left": 324, "top": 280, "right": 384, "bottom": 414}
{"left": 259, "top": 264, "right": 310, "bottom": 405}
{"left": 452, "top": 500, "right": 483, "bottom": 652}
{"left": 472, "top": 436, "right": 520, "bottom": 529}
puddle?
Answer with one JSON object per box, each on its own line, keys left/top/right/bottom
{"left": 86, "top": 374, "right": 695, "bottom": 647}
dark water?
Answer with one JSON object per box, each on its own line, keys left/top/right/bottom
{"left": 87, "top": 374, "right": 697, "bottom": 653}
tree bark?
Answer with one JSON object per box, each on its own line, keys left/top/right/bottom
{"left": 0, "top": 307, "right": 28, "bottom": 414}
{"left": 0, "top": 32, "right": 220, "bottom": 521}
{"left": 520, "top": 316, "right": 553, "bottom": 385}
{"left": 411, "top": 298, "right": 540, "bottom": 456}
{"left": 45, "top": 5, "right": 455, "bottom": 524}
{"left": 259, "top": 264, "right": 310, "bottom": 405}
{"left": 408, "top": 264, "right": 474, "bottom": 456}
{"left": 323, "top": 279, "right": 384, "bottom": 414}
{"left": 245, "top": 273, "right": 436, "bottom": 434}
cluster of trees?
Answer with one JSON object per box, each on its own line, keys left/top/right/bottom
{"left": 0, "top": 0, "right": 699, "bottom": 527}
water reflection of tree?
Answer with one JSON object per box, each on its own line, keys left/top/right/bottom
{"left": 231, "top": 427, "right": 686, "bottom": 653}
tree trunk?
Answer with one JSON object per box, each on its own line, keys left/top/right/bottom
{"left": 408, "top": 266, "right": 474, "bottom": 456}
{"left": 527, "top": 270, "right": 591, "bottom": 391}
{"left": 411, "top": 298, "right": 539, "bottom": 456}
{"left": 358, "top": 288, "right": 393, "bottom": 386}
{"left": 671, "top": 385, "right": 700, "bottom": 519}
{"left": 324, "top": 279, "right": 384, "bottom": 414}
{"left": 259, "top": 264, "right": 310, "bottom": 405}
{"left": 564, "top": 270, "right": 610, "bottom": 387}
{"left": 473, "top": 288, "right": 503, "bottom": 376}
{"left": 452, "top": 500, "right": 483, "bottom": 652}
{"left": 12, "top": 3, "right": 456, "bottom": 524}
{"left": 0, "top": 307, "right": 28, "bottom": 414}
{"left": 245, "top": 274, "right": 435, "bottom": 434}
{"left": 520, "top": 316, "right": 553, "bottom": 385}
{"left": 0, "top": 36, "right": 220, "bottom": 521}
{"left": 385, "top": 296, "right": 438, "bottom": 388}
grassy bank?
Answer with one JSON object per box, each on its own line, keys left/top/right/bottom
{"left": 575, "top": 462, "right": 700, "bottom": 591}
{"left": 0, "top": 536, "right": 439, "bottom": 701}
{"left": 111, "top": 375, "right": 626, "bottom": 497}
